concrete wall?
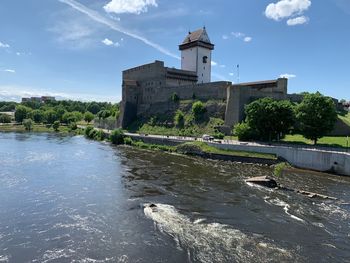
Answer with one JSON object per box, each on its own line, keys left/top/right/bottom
{"left": 224, "top": 78, "right": 288, "bottom": 128}
{"left": 210, "top": 142, "right": 350, "bottom": 176}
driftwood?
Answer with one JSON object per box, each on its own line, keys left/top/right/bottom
{"left": 245, "top": 176, "right": 338, "bottom": 201}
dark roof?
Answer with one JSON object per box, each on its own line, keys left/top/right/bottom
{"left": 179, "top": 27, "right": 214, "bottom": 51}
{"left": 236, "top": 80, "right": 277, "bottom": 86}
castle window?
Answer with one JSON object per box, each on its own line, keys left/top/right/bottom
{"left": 203, "top": 56, "right": 208, "bottom": 64}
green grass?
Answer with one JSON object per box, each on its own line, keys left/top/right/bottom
{"left": 179, "top": 141, "right": 277, "bottom": 159}
{"left": 339, "top": 113, "right": 350, "bottom": 127}
{"left": 282, "top": 134, "right": 350, "bottom": 148}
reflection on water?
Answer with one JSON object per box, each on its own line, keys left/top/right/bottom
{"left": 0, "top": 133, "right": 349, "bottom": 262}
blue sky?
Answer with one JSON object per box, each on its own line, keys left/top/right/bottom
{"left": 0, "top": 0, "right": 349, "bottom": 102}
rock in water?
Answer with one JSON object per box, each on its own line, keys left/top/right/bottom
{"left": 245, "top": 176, "right": 278, "bottom": 188}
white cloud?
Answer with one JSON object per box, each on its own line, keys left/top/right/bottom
{"left": 280, "top": 73, "right": 296, "bottom": 78}
{"left": 211, "top": 61, "right": 218, "bottom": 66}
{"left": 0, "top": 85, "right": 120, "bottom": 102}
{"left": 244, "top": 37, "right": 252, "bottom": 42}
{"left": 229, "top": 73, "right": 234, "bottom": 76}
{"left": 102, "top": 38, "right": 114, "bottom": 46}
{"left": 287, "top": 15, "right": 308, "bottom": 25}
{"left": 58, "top": 0, "right": 180, "bottom": 59}
{"left": 265, "top": 0, "right": 311, "bottom": 21}
{"left": 104, "top": 0, "right": 158, "bottom": 15}
{"left": 102, "top": 38, "right": 121, "bottom": 47}
{"left": 231, "top": 32, "right": 245, "bottom": 38}
{"left": 0, "top": 41, "right": 10, "bottom": 48}
{"left": 4, "top": 69, "right": 16, "bottom": 73}
{"left": 219, "top": 65, "right": 226, "bottom": 68}
{"left": 222, "top": 34, "right": 229, "bottom": 40}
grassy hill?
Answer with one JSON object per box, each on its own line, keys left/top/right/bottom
{"left": 339, "top": 112, "right": 350, "bottom": 127}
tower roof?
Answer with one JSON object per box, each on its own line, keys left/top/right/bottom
{"left": 179, "top": 27, "right": 214, "bottom": 51}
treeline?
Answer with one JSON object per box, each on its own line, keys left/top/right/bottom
{"left": 234, "top": 92, "right": 338, "bottom": 145}
{"left": 0, "top": 100, "right": 120, "bottom": 125}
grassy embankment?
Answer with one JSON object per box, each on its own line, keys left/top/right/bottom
{"left": 0, "top": 123, "right": 83, "bottom": 134}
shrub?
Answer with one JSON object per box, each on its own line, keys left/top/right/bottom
{"left": 192, "top": 101, "right": 206, "bottom": 121}
{"left": 233, "top": 122, "right": 257, "bottom": 141}
{"left": 174, "top": 110, "right": 185, "bottom": 128}
{"left": 23, "top": 118, "right": 33, "bottom": 131}
{"left": 44, "top": 110, "right": 59, "bottom": 124}
{"left": 213, "top": 132, "right": 225, "bottom": 139}
{"left": 0, "top": 114, "right": 11, "bottom": 123}
{"left": 69, "top": 122, "right": 78, "bottom": 130}
{"left": 110, "top": 129, "right": 124, "bottom": 145}
{"left": 53, "top": 121, "right": 60, "bottom": 131}
{"left": 84, "top": 111, "right": 94, "bottom": 123}
{"left": 28, "top": 109, "right": 44, "bottom": 123}
{"left": 124, "top": 137, "right": 133, "bottom": 145}
{"left": 84, "top": 126, "right": 94, "bottom": 138}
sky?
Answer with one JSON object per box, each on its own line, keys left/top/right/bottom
{"left": 0, "top": 0, "right": 349, "bottom": 102}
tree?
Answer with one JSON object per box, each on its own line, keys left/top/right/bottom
{"left": 97, "top": 110, "right": 111, "bottom": 120}
{"left": 244, "top": 98, "right": 295, "bottom": 141}
{"left": 62, "top": 112, "right": 77, "bottom": 124}
{"left": 174, "top": 110, "right": 185, "bottom": 128}
{"left": 296, "top": 92, "right": 337, "bottom": 144}
{"left": 54, "top": 105, "right": 66, "bottom": 121}
{"left": 84, "top": 111, "right": 94, "bottom": 123}
{"left": 15, "top": 105, "right": 31, "bottom": 123}
{"left": 87, "top": 102, "right": 101, "bottom": 114}
{"left": 233, "top": 122, "right": 256, "bottom": 141}
{"left": 28, "top": 109, "right": 44, "bottom": 123}
{"left": 23, "top": 119, "right": 33, "bottom": 131}
{"left": 0, "top": 114, "right": 11, "bottom": 123}
{"left": 192, "top": 101, "right": 206, "bottom": 121}
{"left": 72, "top": 111, "right": 83, "bottom": 122}
{"left": 53, "top": 121, "right": 60, "bottom": 131}
{"left": 44, "top": 110, "right": 59, "bottom": 124}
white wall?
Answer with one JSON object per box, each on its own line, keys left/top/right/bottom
{"left": 181, "top": 46, "right": 212, "bottom": 84}
{"left": 209, "top": 143, "right": 350, "bottom": 176}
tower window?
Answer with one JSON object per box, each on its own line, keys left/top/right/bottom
{"left": 203, "top": 56, "right": 208, "bottom": 64}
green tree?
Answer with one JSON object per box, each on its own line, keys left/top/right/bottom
{"left": 28, "top": 109, "right": 44, "bottom": 123}
{"left": 84, "top": 111, "right": 94, "bottom": 123}
{"left": 97, "top": 110, "right": 111, "bottom": 120}
{"left": 296, "top": 92, "right": 337, "bottom": 144}
{"left": 0, "top": 114, "right": 11, "bottom": 123}
{"left": 53, "top": 121, "right": 60, "bottom": 131}
{"left": 44, "top": 110, "right": 59, "bottom": 124}
{"left": 87, "top": 102, "right": 101, "bottom": 114}
{"left": 192, "top": 101, "right": 206, "bottom": 121}
{"left": 72, "top": 111, "right": 83, "bottom": 122}
{"left": 245, "top": 98, "right": 295, "bottom": 141}
{"left": 233, "top": 122, "right": 257, "bottom": 141}
{"left": 23, "top": 119, "right": 33, "bottom": 131}
{"left": 54, "top": 106, "right": 66, "bottom": 121}
{"left": 110, "top": 129, "right": 124, "bottom": 144}
{"left": 62, "top": 112, "right": 77, "bottom": 124}
{"left": 174, "top": 110, "right": 185, "bottom": 128}
{"left": 15, "top": 105, "right": 31, "bottom": 123}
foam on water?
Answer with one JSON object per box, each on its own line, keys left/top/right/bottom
{"left": 144, "top": 203, "right": 295, "bottom": 263}
{"left": 264, "top": 197, "right": 305, "bottom": 223}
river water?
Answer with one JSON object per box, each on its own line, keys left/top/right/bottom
{"left": 0, "top": 133, "right": 349, "bottom": 263}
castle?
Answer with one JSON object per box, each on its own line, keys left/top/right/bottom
{"left": 117, "top": 27, "right": 288, "bottom": 132}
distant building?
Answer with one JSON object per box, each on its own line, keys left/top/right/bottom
{"left": 21, "top": 96, "right": 56, "bottom": 103}
{"left": 117, "top": 27, "right": 288, "bottom": 130}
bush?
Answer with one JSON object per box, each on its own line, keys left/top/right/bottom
{"left": 23, "top": 119, "right": 33, "bottom": 131}
{"left": 84, "top": 111, "right": 94, "bottom": 123}
{"left": 84, "top": 126, "right": 94, "bottom": 138}
{"left": 110, "top": 129, "right": 124, "bottom": 145}
{"left": 213, "top": 132, "right": 225, "bottom": 139}
{"left": 44, "top": 110, "right": 59, "bottom": 124}
{"left": 62, "top": 112, "right": 77, "bottom": 124}
{"left": 69, "top": 122, "right": 78, "bottom": 130}
{"left": 0, "top": 114, "right": 11, "bottom": 123}
{"left": 192, "top": 101, "right": 206, "bottom": 121}
{"left": 53, "top": 121, "right": 60, "bottom": 131}
{"left": 174, "top": 110, "right": 185, "bottom": 128}
{"left": 233, "top": 122, "right": 257, "bottom": 141}
{"left": 124, "top": 137, "right": 133, "bottom": 145}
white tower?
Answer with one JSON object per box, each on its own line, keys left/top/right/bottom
{"left": 179, "top": 27, "right": 214, "bottom": 84}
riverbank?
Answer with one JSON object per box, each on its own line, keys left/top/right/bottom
{"left": 0, "top": 123, "right": 84, "bottom": 135}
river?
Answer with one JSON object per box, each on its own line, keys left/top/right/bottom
{"left": 0, "top": 133, "right": 349, "bottom": 262}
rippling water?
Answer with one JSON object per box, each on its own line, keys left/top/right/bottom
{"left": 0, "top": 133, "right": 349, "bottom": 262}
